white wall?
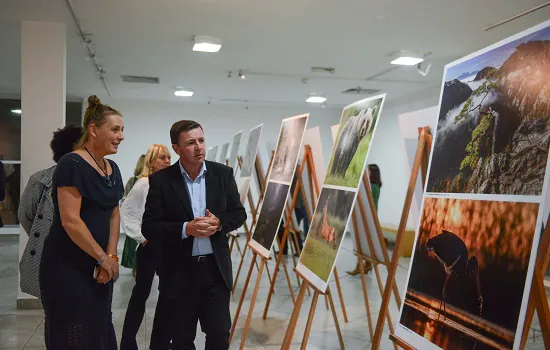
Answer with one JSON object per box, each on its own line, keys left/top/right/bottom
{"left": 104, "top": 91, "right": 444, "bottom": 231}
{"left": 366, "top": 89, "right": 440, "bottom": 229}
{"left": 102, "top": 98, "right": 342, "bottom": 184}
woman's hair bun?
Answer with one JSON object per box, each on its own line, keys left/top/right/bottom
{"left": 87, "top": 95, "right": 101, "bottom": 106}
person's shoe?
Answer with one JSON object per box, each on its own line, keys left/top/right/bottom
{"left": 363, "top": 260, "right": 373, "bottom": 274}
{"left": 347, "top": 262, "right": 361, "bottom": 276}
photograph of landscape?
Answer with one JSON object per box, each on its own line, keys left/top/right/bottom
{"left": 427, "top": 23, "right": 550, "bottom": 195}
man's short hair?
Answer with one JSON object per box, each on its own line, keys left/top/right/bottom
{"left": 170, "top": 120, "right": 203, "bottom": 145}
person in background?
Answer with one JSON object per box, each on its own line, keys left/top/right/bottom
{"left": 120, "top": 145, "right": 171, "bottom": 350}
{"left": 347, "top": 164, "right": 382, "bottom": 276}
{"left": 121, "top": 154, "right": 146, "bottom": 276}
{"left": 39, "top": 95, "right": 124, "bottom": 349}
{"left": 0, "top": 160, "right": 5, "bottom": 228}
{"left": 18, "top": 125, "right": 83, "bottom": 298}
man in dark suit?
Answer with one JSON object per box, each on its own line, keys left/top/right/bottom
{"left": 0, "top": 160, "right": 5, "bottom": 228}
{"left": 142, "top": 120, "right": 246, "bottom": 350}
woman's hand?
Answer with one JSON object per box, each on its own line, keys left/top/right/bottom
{"left": 96, "top": 267, "right": 111, "bottom": 284}
{"left": 99, "top": 255, "right": 119, "bottom": 281}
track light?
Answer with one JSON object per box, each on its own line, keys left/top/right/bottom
{"left": 238, "top": 70, "right": 246, "bottom": 80}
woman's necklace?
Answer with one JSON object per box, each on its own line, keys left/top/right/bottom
{"left": 84, "top": 147, "right": 113, "bottom": 187}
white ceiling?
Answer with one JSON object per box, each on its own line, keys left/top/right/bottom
{"left": 1, "top": 0, "right": 549, "bottom": 107}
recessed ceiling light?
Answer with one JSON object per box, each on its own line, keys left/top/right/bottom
{"left": 306, "top": 96, "right": 327, "bottom": 104}
{"left": 193, "top": 36, "right": 222, "bottom": 53}
{"left": 390, "top": 51, "right": 424, "bottom": 66}
{"left": 11, "top": 109, "right": 21, "bottom": 114}
{"left": 174, "top": 89, "right": 194, "bottom": 97}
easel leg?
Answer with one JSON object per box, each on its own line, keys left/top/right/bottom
{"left": 240, "top": 258, "right": 266, "bottom": 349}
{"left": 373, "top": 264, "right": 398, "bottom": 350}
{"left": 229, "top": 235, "right": 236, "bottom": 254}
{"left": 262, "top": 235, "right": 297, "bottom": 320}
{"left": 235, "top": 236, "right": 243, "bottom": 257}
{"left": 327, "top": 288, "right": 345, "bottom": 349}
{"left": 520, "top": 220, "right": 550, "bottom": 348}
{"left": 233, "top": 242, "right": 249, "bottom": 294}
{"left": 332, "top": 268, "right": 348, "bottom": 323}
{"left": 359, "top": 258, "right": 374, "bottom": 339}
{"left": 301, "top": 290, "right": 320, "bottom": 350}
{"left": 229, "top": 252, "right": 257, "bottom": 344}
{"left": 282, "top": 280, "right": 309, "bottom": 349}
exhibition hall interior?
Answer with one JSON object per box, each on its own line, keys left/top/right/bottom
{"left": 1, "top": 1, "right": 550, "bottom": 349}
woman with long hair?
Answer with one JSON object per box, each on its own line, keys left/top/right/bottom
{"left": 347, "top": 164, "right": 382, "bottom": 276}
{"left": 39, "top": 95, "right": 124, "bottom": 348}
{"left": 120, "top": 144, "right": 171, "bottom": 350}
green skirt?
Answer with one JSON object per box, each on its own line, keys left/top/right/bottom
{"left": 121, "top": 236, "right": 138, "bottom": 269}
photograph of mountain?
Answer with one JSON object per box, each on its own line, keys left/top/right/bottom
{"left": 427, "top": 23, "right": 550, "bottom": 195}
{"left": 399, "top": 197, "right": 539, "bottom": 350}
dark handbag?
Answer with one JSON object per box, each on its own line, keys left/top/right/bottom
{"left": 121, "top": 236, "right": 138, "bottom": 268}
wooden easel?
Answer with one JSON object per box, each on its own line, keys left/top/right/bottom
{"left": 262, "top": 145, "right": 349, "bottom": 324}
{"left": 232, "top": 152, "right": 275, "bottom": 293}
{"left": 281, "top": 269, "right": 346, "bottom": 350}
{"left": 388, "top": 226, "right": 550, "bottom": 349}
{"left": 347, "top": 169, "right": 402, "bottom": 350}
{"left": 228, "top": 155, "right": 261, "bottom": 256}
{"left": 382, "top": 126, "right": 550, "bottom": 350}
{"left": 370, "top": 126, "right": 432, "bottom": 349}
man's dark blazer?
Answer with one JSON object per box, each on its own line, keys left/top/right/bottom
{"left": 0, "top": 160, "right": 5, "bottom": 228}
{"left": 142, "top": 160, "right": 246, "bottom": 296}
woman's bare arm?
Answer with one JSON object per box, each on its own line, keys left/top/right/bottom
{"left": 58, "top": 186, "right": 119, "bottom": 280}
{"left": 107, "top": 206, "right": 120, "bottom": 257}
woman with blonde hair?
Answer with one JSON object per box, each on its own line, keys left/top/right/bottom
{"left": 39, "top": 95, "right": 124, "bottom": 348}
{"left": 120, "top": 144, "right": 171, "bottom": 350}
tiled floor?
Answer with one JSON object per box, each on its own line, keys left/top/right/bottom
{"left": 0, "top": 234, "right": 546, "bottom": 349}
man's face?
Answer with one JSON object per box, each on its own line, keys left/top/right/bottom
{"left": 172, "top": 127, "right": 206, "bottom": 167}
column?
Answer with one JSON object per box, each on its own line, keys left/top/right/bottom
{"left": 18, "top": 21, "right": 66, "bottom": 309}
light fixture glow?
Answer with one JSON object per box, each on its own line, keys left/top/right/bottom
{"left": 306, "top": 96, "right": 327, "bottom": 103}
{"left": 193, "top": 36, "right": 222, "bottom": 53}
{"left": 174, "top": 90, "right": 194, "bottom": 97}
{"left": 11, "top": 109, "right": 21, "bottom": 114}
{"left": 391, "top": 56, "right": 424, "bottom": 65}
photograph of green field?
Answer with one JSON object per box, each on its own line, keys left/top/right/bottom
{"left": 325, "top": 96, "right": 384, "bottom": 188}
{"left": 299, "top": 187, "right": 355, "bottom": 281}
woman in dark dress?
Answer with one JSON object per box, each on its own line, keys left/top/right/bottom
{"left": 40, "top": 95, "right": 125, "bottom": 349}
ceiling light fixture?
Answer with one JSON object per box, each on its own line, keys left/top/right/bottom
{"left": 306, "top": 96, "right": 327, "bottom": 104}
{"left": 193, "top": 35, "right": 222, "bottom": 53}
{"left": 174, "top": 89, "right": 194, "bottom": 97}
{"left": 390, "top": 51, "right": 424, "bottom": 66}
{"left": 238, "top": 70, "right": 246, "bottom": 80}
{"left": 11, "top": 109, "right": 21, "bottom": 114}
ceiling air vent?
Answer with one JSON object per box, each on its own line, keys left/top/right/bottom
{"left": 342, "top": 87, "right": 380, "bottom": 95}
{"left": 311, "top": 67, "right": 335, "bottom": 74}
{"left": 121, "top": 75, "right": 160, "bottom": 84}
